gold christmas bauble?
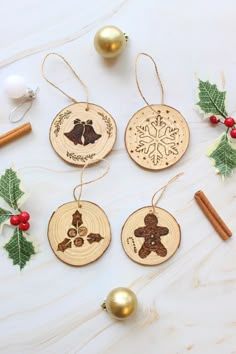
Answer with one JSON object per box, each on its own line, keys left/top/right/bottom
{"left": 94, "top": 26, "right": 128, "bottom": 59}
{"left": 102, "top": 287, "right": 137, "bottom": 320}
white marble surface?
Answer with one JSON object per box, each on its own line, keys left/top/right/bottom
{"left": 1, "top": 0, "right": 236, "bottom": 353}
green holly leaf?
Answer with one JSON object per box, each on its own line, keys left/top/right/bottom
{"left": 0, "top": 168, "right": 24, "bottom": 210}
{"left": 197, "top": 80, "right": 228, "bottom": 118}
{"left": 0, "top": 207, "right": 12, "bottom": 231}
{"left": 209, "top": 133, "right": 236, "bottom": 177}
{"left": 4, "top": 228, "right": 35, "bottom": 270}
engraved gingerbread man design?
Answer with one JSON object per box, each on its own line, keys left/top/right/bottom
{"left": 134, "top": 213, "right": 169, "bottom": 259}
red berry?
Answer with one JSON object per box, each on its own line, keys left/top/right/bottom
{"left": 19, "top": 211, "right": 30, "bottom": 222}
{"left": 19, "top": 222, "right": 30, "bottom": 231}
{"left": 224, "top": 117, "right": 235, "bottom": 127}
{"left": 209, "top": 115, "right": 219, "bottom": 124}
{"left": 10, "top": 215, "right": 20, "bottom": 226}
{"left": 230, "top": 128, "right": 236, "bottom": 139}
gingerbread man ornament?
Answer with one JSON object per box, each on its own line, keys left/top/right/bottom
{"left": 121, "top": 174, "right": 183, "bottom": 266}
{"left": 134, "top": 213, "right": 169, "bottom": 259}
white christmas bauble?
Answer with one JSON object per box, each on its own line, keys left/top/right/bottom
{"left": 4, "top": 75, "right": 27, "bottom": 99}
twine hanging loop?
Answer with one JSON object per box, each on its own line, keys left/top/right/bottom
{"left": 42, "top": 52, "right": 89, "bottom": 110}
{"left": 135, "top": 52, "right": 165, "bottom": 114}
{"left": 73, "top": 159, "right": 110, "bottom": 208}
{"left": 151, "top": 172, "right": 184, "bottom": 213}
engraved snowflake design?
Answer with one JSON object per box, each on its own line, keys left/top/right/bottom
{"left": 135, "top": 115, "right": 179, "bottom": 165}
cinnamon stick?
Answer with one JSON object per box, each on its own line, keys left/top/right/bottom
{"left": 0, "top": 123, "right": 32, "bottom": 147}
{"left": 194, "top": 190, "right": 232, "bottom": 241}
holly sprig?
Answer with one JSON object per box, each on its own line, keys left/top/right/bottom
{"left": 197, "top": 79, "right": 236, "bottom": 177}
{"left": 0, "top": 168, "right": 35, "bottom": 269}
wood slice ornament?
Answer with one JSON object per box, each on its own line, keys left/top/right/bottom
{"left": 121, "top": 174, "right": 182, "bottom": 266}
{"left": 125, "top": 53, "right": 190, "bottom": 171}
{"left": 42, "top": 53, "right": 116, "bottom": 166}
{"left": 48, "top": 160, "right": 111, "bottom": 266}
{"left": 50, "top": 102, "right": 116, "bottom": 166}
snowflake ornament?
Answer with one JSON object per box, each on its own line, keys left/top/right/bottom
{"left": 125, "top": 104, "right": 190, "bottom": 170}
{"left": 136, "top": 115, "right": 179, "bottom": 165}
